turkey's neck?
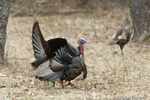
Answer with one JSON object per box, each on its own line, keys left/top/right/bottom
{"left": 80, "top": 44, "right": 84, "bottom": 54}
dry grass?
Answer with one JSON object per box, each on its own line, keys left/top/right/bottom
{"left": 0, "top": 7, "right": 150, "bottom": 100}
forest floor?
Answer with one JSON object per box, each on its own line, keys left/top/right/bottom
{"left": 0, "top": 6, "right": 150, "bottom": 100}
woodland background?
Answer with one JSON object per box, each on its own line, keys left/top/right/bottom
{"left": 0, "top": 0, "right": 149, "bottom": 100}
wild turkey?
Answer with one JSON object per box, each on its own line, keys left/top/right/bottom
{"left": 108, "top": 19, "right": 133, "bottom": 55}
{"left": 31, "top": 20, "right": 87, "bottom": 88}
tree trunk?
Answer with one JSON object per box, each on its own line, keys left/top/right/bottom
{"left": 0, "top": 0, "right": 10, "bottom": 64}
{"left": 130, "top": 0, "right": 150, "bottom": 42}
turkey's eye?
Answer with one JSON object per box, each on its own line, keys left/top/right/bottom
{"left": 79, "top": 38, "right": 86, "bottom": 44}
{"left": 80, "top": 39, "right": 84, "bottom": 43}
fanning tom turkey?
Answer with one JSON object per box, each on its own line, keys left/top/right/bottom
{"left": 31, "top": 20, "right": 87, "bottom": 88}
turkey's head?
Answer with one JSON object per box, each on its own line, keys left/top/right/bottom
{"left": 78, "top": 38, "right": 86, "bottom": 54}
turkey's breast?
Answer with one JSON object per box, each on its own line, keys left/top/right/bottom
{"left": 60, "top": 55, "right": 84, "bottom": 81}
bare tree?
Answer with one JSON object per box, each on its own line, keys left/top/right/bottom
{"left": 130, "top": 0, "right": 150, "bottom": 42}
{"left": 0, "top": 0, "right": 10, "bottom": 64}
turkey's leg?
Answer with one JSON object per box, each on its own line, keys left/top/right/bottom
{"left": 57, "top": 79, "right": 64, "bottom": 88}
{"left": 68, "top": 81, "right": 74, "bottom": 86}
{"left": 65, "top": 81, "right": 80, "bottom": 89}
{"left": 121, "top": 49, "right": 123, "bottom": 56}
{"left": 66, "top": 81, "right": 74, "bottom": 87}
{"left": 120, "top": 45, "right": 124, "bottom": 56}
{"left": 61, "top": 80, "right": 64, "bottom": 88}
{"left": 51, "top": 82, "right": 55, "bottom": 87}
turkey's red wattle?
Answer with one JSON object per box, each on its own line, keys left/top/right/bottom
{"left": 80, "top": 44, "right": 84, "bottom": 54}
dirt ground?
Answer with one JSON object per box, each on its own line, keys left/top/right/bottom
{"left": 0, "top": 4, "right": 150, "bottom": 100}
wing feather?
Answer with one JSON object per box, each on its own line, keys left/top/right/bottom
{"left": 54, "top": 46, "right": 76, "bottom": 65}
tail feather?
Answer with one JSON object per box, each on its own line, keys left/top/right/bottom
{"left": 35, "top": 65, "right": 53, "bottom": 77}
{"left": 42, "top": 72, "right": 62, "bottom": 82}
{"left": 32, "top": 20, "right": 49, "bottom": 59}
{"left": 35, "top": 71, "right": 61, "bottom": 82}
{"left": 35, "top": 59, "right": 62, "bottom": 82}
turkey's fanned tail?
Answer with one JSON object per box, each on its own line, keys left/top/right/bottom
{"left": 32, "top": 20, "right": 49, "bottom": 59}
